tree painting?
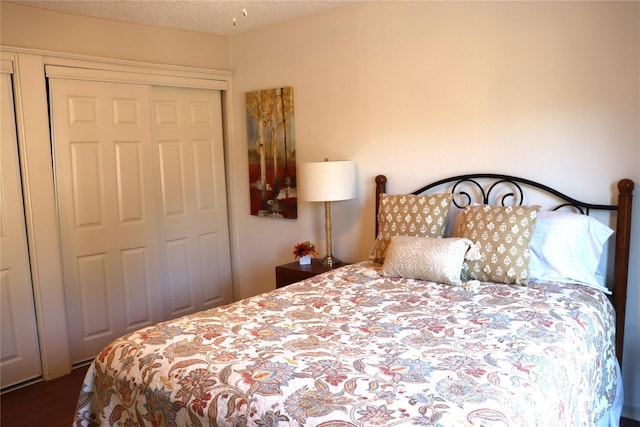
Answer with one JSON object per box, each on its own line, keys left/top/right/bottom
{"left": 246, "top": 87, "right": 297, "bottom": 219}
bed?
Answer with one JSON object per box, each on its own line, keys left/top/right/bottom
{"left": 74, "top": 173, "right": 634, "bottom": 427}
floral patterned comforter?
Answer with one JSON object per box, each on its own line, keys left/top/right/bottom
{"left": 74, "top": 262, "right": 618, "bottom": 426}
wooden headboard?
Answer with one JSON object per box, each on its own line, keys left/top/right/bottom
{"left": 374, "top": 173, "right": 634, "bottom": 364}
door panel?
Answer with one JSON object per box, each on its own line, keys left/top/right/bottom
{"left": 157, "top": 140, "right": 185, "bottom": 216}
{"left": 152, "top": 87, "right": 232, "bottom": 318}
{"left": 70, "top": 141, "right": 104, "bottom": 228}
{"left": 76, "top": 254, "right": 110, "bottom": 338}
{"left": 115, "top": 142, "right": 145, "bottom": 223}
{"left": 50, "top": 79, "right": 161, "bottom": 363}
{"left": 0, "top": 72, "right": 42, "bottom": 388}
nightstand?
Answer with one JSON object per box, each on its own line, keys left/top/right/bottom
{"left": 275, "top": 259, "right": 347, "bottom": 288}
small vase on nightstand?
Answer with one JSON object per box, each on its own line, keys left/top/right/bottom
{"left": 298, "top": 255, "right": 311, "bottom": 265}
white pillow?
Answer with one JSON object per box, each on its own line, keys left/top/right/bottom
{"left": 381, "top": 235, "right": 473, "bottom": 286}
{"left": 528, "top": 211, "right": 614, "bottom": 292}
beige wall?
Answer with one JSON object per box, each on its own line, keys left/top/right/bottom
{"left": 1, "top": 1, "right": 229, "bottom": 69}
{"left": 228, "top": 1, "right": 639, "bottom": 418}
{"left": 2, "top": 0, "right": 638, "bottom": 418}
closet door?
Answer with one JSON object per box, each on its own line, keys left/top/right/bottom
{"left": 50, "top": 79, "right": 233, "bottom": 364}
{"left": 50, "top": 79, "right": 162, "bottom": 363}
{"left": 152, "top": 87, "right": 233, "bottom": 318}
{"left": 0, "top": 68, "right": 42, "bottom": 387}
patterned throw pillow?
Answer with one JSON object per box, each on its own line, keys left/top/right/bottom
{"left": 382, "top": 236, "right": 473, "bottom": 286}
{"left": 370, "top": 193, "right": 452, "bottom": 263}
{"left": 456, "top": 204, "right": 540, "bottom": 285}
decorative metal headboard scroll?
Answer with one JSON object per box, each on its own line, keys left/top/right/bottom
{"left": 410, "top": 173, "right": 617, "bottom": 214}
{"left": 447, "top": 178, "right": 525, "bottom": 209}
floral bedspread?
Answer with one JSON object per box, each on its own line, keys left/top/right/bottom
{"left": 74, "top": 262, "right": 617, "bottom": 426}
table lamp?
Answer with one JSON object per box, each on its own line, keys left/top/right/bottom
{"left": 300, "top": 159, "right": 356, "bottom": 267}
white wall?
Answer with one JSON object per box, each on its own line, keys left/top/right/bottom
{"left": 0, "top": 2, "right": 229, "bottom": 69}
{"left": 2, "top": 0, "right": 638, "bottom": 417}
{"left": 228, "top": 1, "right": 639, "bottom": 419}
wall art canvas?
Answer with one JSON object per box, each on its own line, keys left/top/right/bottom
{"left": 246, "top": 87, "right": 297, "bottom": 219}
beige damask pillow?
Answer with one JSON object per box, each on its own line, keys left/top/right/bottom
{"left": 382, "top": 236, "right": 473, "bottom": 286}
{"left": 457, "top": 204, "right": 540, "bottom": 285}
{"left": 370, "top": 193, "right": 452, "bottom": 263}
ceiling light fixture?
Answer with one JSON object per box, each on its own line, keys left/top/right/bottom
{"left": 233, "top": 4, "right": 248, "bottom": 26}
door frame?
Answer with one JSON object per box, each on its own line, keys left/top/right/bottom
{"left": 0, "top": 46, "right": 236, "bottom": 380}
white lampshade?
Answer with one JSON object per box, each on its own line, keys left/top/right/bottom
{"left": 300, "top": 160, "right": 356, "bottom": 202}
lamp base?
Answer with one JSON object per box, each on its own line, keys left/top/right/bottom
{"left": 321, "top": 254, "right": 341, "bottom": 268}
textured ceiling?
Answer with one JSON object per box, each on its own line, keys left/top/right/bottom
{"left": 11, "top": 0, "right": 353, "bottom": 35}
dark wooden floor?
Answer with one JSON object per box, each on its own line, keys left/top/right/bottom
{"left": 1, "top": 365, "right": 89, "bottom": 427}
{"left": 1, "top": 364, "right": 639, "bottom": 426}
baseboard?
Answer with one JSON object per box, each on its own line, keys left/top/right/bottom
{"left": 623, "top": 403, "right": 640, "bottom": 421}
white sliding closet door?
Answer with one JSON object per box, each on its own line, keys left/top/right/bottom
{"left": 50, "top": 78, "right": 233, "bottom": 364}
{"left": 0, "top": 68, "right": 42, "bottom": 387}
{"left": 152, "top": 87, "right": 232, "bottom": 318}
{"left": 50, "top": 79, "right": 162, "bottom": 363}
